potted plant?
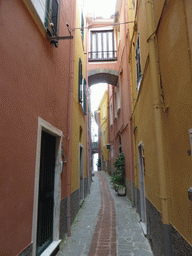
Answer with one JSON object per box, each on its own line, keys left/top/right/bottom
{"left": 97, "top": 158, "right": 101, "bottom": 171}
{"left": 110, "top": 153, "right": 126, "bottom": 196}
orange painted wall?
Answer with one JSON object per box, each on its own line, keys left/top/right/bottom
{"left": 0, "top": 0, "right": 74, "bottom": 254}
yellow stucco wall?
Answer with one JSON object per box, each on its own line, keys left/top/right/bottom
{"left": 157, "top": 0, "right": 192, "bottom": 245}
{"left": 71, "top": 0, "right": 87, "bottom": 194}
{"left": 129, "top": 0, "right": 192, "bottom": 246}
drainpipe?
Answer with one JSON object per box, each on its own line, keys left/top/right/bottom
{"left": 107, "top": 84, "right": 111, "bottom": 174}
{"left": 145, "top": 0, "right": 172, "bottom": 255}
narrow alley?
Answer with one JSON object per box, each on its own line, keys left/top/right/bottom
{"left": 1, "top": 0, "right": 192, "bottom": 255}
{"left": 57, "top": 172, "right": 153, "bottom": 256}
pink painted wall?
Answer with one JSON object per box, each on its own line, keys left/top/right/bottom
{"left": 107, "top": 0, "right": 134, "bottom": 183}
{"left": 88, "top": 61, "right": 118, "bottom": 73}
{"left": 0, "top": 0, "right": 74, "bottom": 254}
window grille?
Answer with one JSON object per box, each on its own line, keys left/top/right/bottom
{"left": 89, "top": 30, "right": 117, "bottom": 62}
{"left": 136, "top": 34, "right": 142, "bottom": 90}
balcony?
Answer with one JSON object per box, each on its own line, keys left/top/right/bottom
{"left": 88, "top": 50, "right": 117, "bottom": 62}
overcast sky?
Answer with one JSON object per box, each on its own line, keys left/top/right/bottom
{"left": 84, "top": 0, "right": 116, "bottom": 18}
{"left": 90, "top": 83, "right": 108, "bottom": 112}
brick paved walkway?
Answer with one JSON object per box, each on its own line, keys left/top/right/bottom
{"left": 57, "top": 171, "right": 153, "bottom": 256}
{"left": 89, "top": 172, "right": 117, "bottom": 256}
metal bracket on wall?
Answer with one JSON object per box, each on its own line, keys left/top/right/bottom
{"left": 48, "top": 23, "right": 73, "bottom": 47}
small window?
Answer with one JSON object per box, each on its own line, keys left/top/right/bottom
{"left": 115, "top": 82, "right": 121, "bottom": 116}
{"left": 78, "top": 58, "right": 87, "bottom": 114}
{"left": 78, "top": 58, "right": 83, "bottom": 103}
{"left": 83, "top": 78, "right": 87, "bottom": 114}
{"left": 81, "top": 9, "right": 84, "bottom": 42}
{"left": 103, "top": 130, "right": 106, "bottom": 146}
{"left": 110, "top": 103, "right": 113, "bottom": 126}
{"left": 103, "top": 103, "right": 105, "bottom": 119}
{"left": 136, "top": 34, "right": 142, "bottom": 91}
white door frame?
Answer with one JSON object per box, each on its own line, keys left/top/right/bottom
{"left": 138, "top": 141, "right": 147, "bottom": 235}
{"left": 32, "top": 117, "right": 62, "bottom": 256}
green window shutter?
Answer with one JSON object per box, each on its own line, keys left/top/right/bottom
{"left": 51, "top": 0, "right": 59, "bottom": 36}
{"left": 45, "top": 0, "right": 51, "bottom": 29}
{"left": 78, "top": 58, "right": 82, "bottom": 103}
{"left": 83, "top": 78, "right": 87, "bottom": 114}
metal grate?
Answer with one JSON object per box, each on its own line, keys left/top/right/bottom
{"left": 88, "top": 51, "right": 117, "bottom": 62}
{"left": 36, "top": 131, "right": 56, "bottom": 256}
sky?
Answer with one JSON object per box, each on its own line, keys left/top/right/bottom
{"left": 84, "top": 0, "right": 117, "bottom": 18}
{"left": 90, "top": 83, "right": 108, "bottom": 141}
{"left": 91, "top": 83, "right": 108, "bottom": 112}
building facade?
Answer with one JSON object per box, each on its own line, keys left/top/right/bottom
{"left": 108, "top": 0, "right": 135, "bottom": 202}
{"left": 87, "top": 0, "right": 192, "bottom": 254}
{"left": 127, "top": 0, "right": 192, "bottom": 255}
{"left": 70, "top": 0, "right": 91, "bottom": 223}
{"left": 97, "top": 91, "right": 109, "bottom": 172}
{"left": 0, "top": 0, "right": 89, "bottom": 255}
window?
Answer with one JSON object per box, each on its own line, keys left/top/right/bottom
{"left": 78, "top": 58, "right": 87, "bottom": 114}
{"left": 103, "top": 130, "right": 106, "bottom": 146}
{"left": 29, "top": 0, "right": 60, "bottom": 37}
{"left": 81, "top": 9, "right": 84, "bottom": 42}
{"left": 83, "top": 78, "right": 87, "bottom": 114}
{"left": 89, "top": 30, "right": 117, "bottom": 61}
{"left": 103, "top": 103, "right": 105, "bottom": 119}
{"left": 24, "top": 0, "right": 60, "bottom": 47}
{"left": 136, "top": 34, "right": 142, "bottom": 91}
{"left": 110, "top": 102, "right": 113, "bottom": 126}
{"left": 115, "top": 82, "right": 121, "bottom": 117}
{"left": 78, "top": 58, "right": 83, "bottom": 103}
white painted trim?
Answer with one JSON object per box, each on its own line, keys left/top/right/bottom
{"left": 138, "top": 141, "right": 147, "bottom": 234}
{"left": 140, "top": 221, "right": 147, "bottom": 236}
{"left": 41, "top": 240, "right": 61, "bottom": 256}
{"left": 32, "top": 117, "right": 63, "bottom": 256}
{"left": 22, "top": 0, "right": 46, "bottom": 36}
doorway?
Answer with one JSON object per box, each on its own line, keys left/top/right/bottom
{"left": 79, "top": 144, "right": 84, "bottom": 205}
{"left": 36, "top": 131, "right": 56, "bottom": 255}
{"left": 138, "top": 142, "right": 147, "bottom": 235}
{"left": 32, "top": 118, "right": 62, "bottom": 256}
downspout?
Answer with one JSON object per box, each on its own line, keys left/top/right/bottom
{"left": 145, "top": 0, "right": 172, "bottom": 254}
{"left": 66, "top": 0, "right": 77, "bottom": 238}
{"left": 107, "top": 85, "right": 110, "bottom": 174}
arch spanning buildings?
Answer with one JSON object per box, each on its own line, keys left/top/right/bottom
{"left": 88, "top": 69, "right": 118, "bottom": 86}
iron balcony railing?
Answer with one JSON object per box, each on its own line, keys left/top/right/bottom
{"left": 88, "top": 51, "right": 117, "bottom": 62}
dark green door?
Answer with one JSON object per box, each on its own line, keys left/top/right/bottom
{"left": 36, "top": 131, "right": 56, "bottom": 256}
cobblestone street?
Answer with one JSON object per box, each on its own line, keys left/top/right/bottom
{"left": 57, "top": 172, "right": 153, "bottom": 256}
